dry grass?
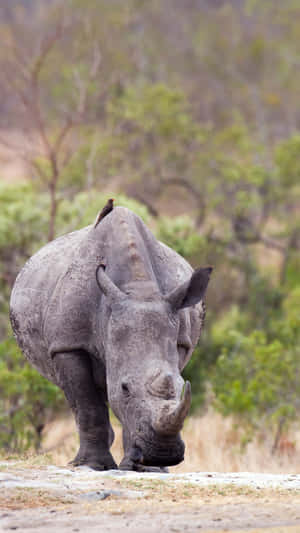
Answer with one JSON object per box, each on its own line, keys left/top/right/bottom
{"left": 76, "top": 481, "right": 300, "bottom": 517}
{"left": 0, "top": 488, "right": 74, "bottom": 510}
{"left": 173, "top": 411, "right": 300, "bottom": 474}
{"left": 40, "top": 410, "right": 300, "bottom": 474}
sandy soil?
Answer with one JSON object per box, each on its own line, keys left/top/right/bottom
{"left": 1, "top": 461, "right": 300, "bottom": 532}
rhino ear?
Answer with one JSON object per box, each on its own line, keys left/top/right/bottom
{"left": 166, "top": 267, "right": 213, "bottom": 311}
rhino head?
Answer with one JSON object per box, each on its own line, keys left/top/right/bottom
{"left": 96, "top": 264, "right": 212, "bottom": 470}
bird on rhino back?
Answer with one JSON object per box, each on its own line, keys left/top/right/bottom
{"left": 10, "top": 206, "right": 212, "bottom": 471}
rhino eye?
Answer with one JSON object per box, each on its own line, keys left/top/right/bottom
{"left": 121, "top": 382, "right": 130, "bottom": 396}
{"left": 177, "top": 343, "right": 190, "bottom": 358}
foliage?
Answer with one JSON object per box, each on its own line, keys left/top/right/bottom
{"left": 0, "top": 0, "right": 299, "bottom": 452}
{"left": 212, "top": 286, "right": 300, "bottom": 440}
{"left": 157, "top": 216, "right": 204, "bottom": 260}
{"left": 57, "top": 191, "right": 150, "bottom": 232}
{"left": 0, "top": 182, "right": 49, "bottom": 339}
{"left": 0, "top": 335, "right": 64, "bottom": 452}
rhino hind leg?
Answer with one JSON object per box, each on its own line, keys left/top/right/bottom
{"left": 52, "top": 350, "right": 117, "bottom": 471}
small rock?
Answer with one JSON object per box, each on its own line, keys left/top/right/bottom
{"left": 78, "top": 489, "right": 144, "bottom": 502}
{"left": 80, "top": 490, "right": 112, "bottom": 501}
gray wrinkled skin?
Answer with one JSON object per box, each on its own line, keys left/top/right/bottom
{"left": 10, "top": 207, "right": 211, "bottom": 471}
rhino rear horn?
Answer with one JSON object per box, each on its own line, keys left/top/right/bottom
{"left": 165, "top": 266, "right": 213, "bottom": 311}
{"left": 95, "top": 264, "right": 125, "bottom": 304}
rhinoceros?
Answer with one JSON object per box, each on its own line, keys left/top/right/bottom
{"left": 10, "top": 206, "right": 212, "bottom": 471}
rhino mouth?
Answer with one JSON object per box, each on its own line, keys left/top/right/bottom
{"left": 132, "top": 433, "right": 185, "bottom": 468}
{"left": 141, "top": 451, "right": 184, "bottom": 467}
{"left": 121, "top": 382, "right": 190, "bottom": 468}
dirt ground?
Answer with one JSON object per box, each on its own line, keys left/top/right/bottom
{"left": 1, "top": 461, "right": 300, "bottom": 532}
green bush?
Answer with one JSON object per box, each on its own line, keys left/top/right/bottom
{"left": 212, "top": 286, "right": 300, "bottom": 441}
{"left": 0, "top": 335, "right": 64, "bottom": 452}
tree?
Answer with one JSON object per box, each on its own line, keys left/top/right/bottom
{"left": 0, "top": 3, "right": 104, "bottom": 241}
{"left": 212, "top": 285, "right": 300, "bottom": 448}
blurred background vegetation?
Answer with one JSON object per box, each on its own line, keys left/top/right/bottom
{"left": 0, "top": 0, "right": 299, "bottom": 456}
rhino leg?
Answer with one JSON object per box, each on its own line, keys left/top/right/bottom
{"left": 52, "top": 350, "right": 117, "bottom": 471}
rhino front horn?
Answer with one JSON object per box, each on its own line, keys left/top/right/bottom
{"left": 153, "top": 381, "right": 191, "bottom": 436}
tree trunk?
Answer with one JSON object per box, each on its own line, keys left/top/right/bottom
{"left": 48, "top": 171, "right": 59, "bottom": 242}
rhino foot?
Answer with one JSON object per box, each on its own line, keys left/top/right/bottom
{"left": 69, "top": 451, "right": 118, "bottom": 471}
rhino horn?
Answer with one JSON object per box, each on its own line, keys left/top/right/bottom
{"left": 96, "top": 264, "right": 125, "bottom": 304}
{"left": 148, "top": 371, "right": 176, "bottom": 399}
{"left": 153, "top": 381, "right": 191, "bottom": 436}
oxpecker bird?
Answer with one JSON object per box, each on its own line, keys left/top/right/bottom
{"left": 94, "top": 198, "right": 114, "bottom": 228}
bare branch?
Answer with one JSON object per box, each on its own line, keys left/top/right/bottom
{"left": 86, "top": 133, "right": 100, "bottom": 190}
{"left": 162, "top": 177, "right": 201, "bottom": 199}
{"left": 127, "top": 191, "right": 159, "bottom": 217}
{"left": 73, "top": 68, "right": 88, "bottom": 116}
{"left": 162, "top": 177, "right": 206, "bottom": 225}
{"left": 31, "top": 24, "right": 64, "bottom": 86}
{"left": 90, "top": 42, "right": 102, "bottom": 79}
{"left": 259, "top": 235, "right": 286, "bottom": 253}
{"left": 28, "top": 159, "right": 49, "bottom": 182}
{"left": 60, "top": 145, "right": 77, "bottom": 170}
{"left": 53, "top": 118, "right": 74, "bottom": 154}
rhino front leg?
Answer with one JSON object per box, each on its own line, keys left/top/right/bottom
{"left": 52, "top": 350, "right": 117, "bottom": 471}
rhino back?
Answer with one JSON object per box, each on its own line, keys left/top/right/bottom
{"left": 10, "top": 226, "right": 98, "bottom": 380}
